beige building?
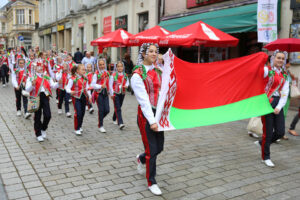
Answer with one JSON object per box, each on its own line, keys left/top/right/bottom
{"left": 0, "top": 0, "right": 39, "bottom": 49}
{"left": 71, "top": 0, "right": 159, "bottom": 63}
{"left": 0, "top": 6, "right": 7, "bottom": 49}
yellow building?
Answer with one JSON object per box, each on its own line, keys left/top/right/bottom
{"left": 1, "top": 0, "right": 39, "bottom": 49}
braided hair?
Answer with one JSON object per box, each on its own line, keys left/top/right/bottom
{"left": 136, "top": 43, "right": 159, "bottom": 66}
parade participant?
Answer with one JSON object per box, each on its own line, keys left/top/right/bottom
{"left": 26, "top": 52, "right": 36, "bottom": 75}
{"left": 56, "top": 63, "right": 71, "bottom": 117}
{"left": 11, "top": 58, "right": 30, "bottom": 118}
{"left": 91, "top": 59, "right": 110, "bottom": 133}
{"left": 7, "top": 48, "right": 15, "bottom": 71}
{"left": 66, "top": 64, "right": 92, "bottom": 135}
{"left": 85, "top": 63, "right": 94, "bottom": 114}
{"left": 66, "top": 53, "right": 76, "bottom": 71}
{"left": 0, "top": 50, "right": 9, "bottom": 87}
{"left": 109, "top": 61, "right": 128, "bottom": 129}
{"left": 131, "top": 43, "right": 164, "bottom": 195}
{"left": 254, "top": 50, "right": 289, "bottom": 167}
{"left": 25, "top": 62, "right": 59, "bottom": 142}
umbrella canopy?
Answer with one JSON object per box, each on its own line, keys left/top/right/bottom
{"left": 264, "top": 38, "right": 300, "bottom": 52}
{"left": 159, "top": 21, "right": 239, "bottom": 47}
{"left": 90, "top": 28, "right": 133, "bottom": 47}
{"left": 128, "top": 25, "right": 171, "bottom": 46}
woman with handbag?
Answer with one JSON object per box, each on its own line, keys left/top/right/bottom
{"left": 25, "top": 63, "right": 59, "bottom": 142}
{"left": 254, "top": 50, "right": 289, "bottom": 167}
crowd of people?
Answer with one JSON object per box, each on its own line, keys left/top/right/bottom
{"left": 0, "top": 43, "right": 299, "bottom": 196}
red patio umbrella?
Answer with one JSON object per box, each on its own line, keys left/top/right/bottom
{"left": 264, "top": 38, "right": 300, "bottom": 52}
{"left": 90, "top": 28, "right": 133, "bottom": 47}
{"left": 128, "top": 25, "right": 171, "bottom": 46}
{"left": 159, "top": 21, "right": 239, "bottom": 62}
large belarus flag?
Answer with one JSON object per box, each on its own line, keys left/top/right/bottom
{"left": 155, "top": 49, "right": 273, "bottom": 131}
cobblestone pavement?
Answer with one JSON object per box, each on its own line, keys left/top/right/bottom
{"left": 0, "top": 85, "right": 299, "bottom": 200}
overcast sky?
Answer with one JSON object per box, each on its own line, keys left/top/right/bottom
{"left": 0, "top": 0, "right": 9, "bottom": 8}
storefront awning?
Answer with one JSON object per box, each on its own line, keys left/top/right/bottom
{"left": 159, "top": 4, "right": 258, "bottom": 34}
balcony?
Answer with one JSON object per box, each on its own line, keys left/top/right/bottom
{"left": 13, "top": 24, "right": 35, "bottom": 31}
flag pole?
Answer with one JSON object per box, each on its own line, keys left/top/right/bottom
{"left": 198, "top": 45, "right": 201, "bottom": 63}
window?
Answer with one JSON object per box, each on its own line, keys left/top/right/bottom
{"left": 1, "top": 23, "right": 5, "bottom": 33}
{"left": 16, "top": 9, "right": 25, "bottom": 24}
{"left": 29, "top": 10, "right": 32, "bottom": 24}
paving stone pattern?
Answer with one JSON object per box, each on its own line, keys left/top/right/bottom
{"left": 0, "top": 85, "right": 300, "bottom": 200}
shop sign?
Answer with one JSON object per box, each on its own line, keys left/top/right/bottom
{"left": 78, "top": 23, "right": 84, "bottom": 28}
{"left": 186, "top": 0, "right": 227, "bottom": 9}
{"left": 103, "top": 16, "right": 112, "bottom": 34}
{"left": 257, "top": 0, "right": 278, "bottom": 43}
{"left": 290, "top": 24, "right": 300, "bottom": 64}
{"left": 65, "top": 22, "right": 72, "bottom": 29}
{"left": 52, "top": 26, "right": 57, "bottom": 33}
{"left": 43, "top": 28, "right": 51, "bottom": 35}
{"left": 115, "top": 15, "right": 127, "bottom": 30}
{"left": 57, "top": 24, "right": 64, "bottom": 31}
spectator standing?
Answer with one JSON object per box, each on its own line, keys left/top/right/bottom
{"left": 74, "top": 48, "right": 84, "bottom": 64}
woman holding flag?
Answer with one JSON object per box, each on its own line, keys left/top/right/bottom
{"left": 255, "top": 50, "right": 289, "bottom": 167}
{"left": 131, "top": 43, "right": 164, "bottom": 196}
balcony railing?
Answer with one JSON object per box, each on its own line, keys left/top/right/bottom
{"left": 13, "top": 24, "right": 35, "bottom": 31}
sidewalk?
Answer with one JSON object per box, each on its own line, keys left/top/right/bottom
{"left": 0, "top": 85, "right": 299, "bottom": 200}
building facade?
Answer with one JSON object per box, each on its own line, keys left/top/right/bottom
{"left": 39, "top": 0, "right": 160, "bottom": 63}
{"left": 0, "top": 0, "right": 39, "bottom": 49}
{"left": 159, "top": 0, "right": 293, "bottom": 63}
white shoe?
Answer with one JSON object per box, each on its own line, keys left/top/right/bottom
{"left": 69, "top": 99, "right": 72, "bottom": 103}
{"left": 37, "top": 136, "right": 44, "bottom": 142}
{"left": 263, "top": 159, "right": 275, "bottom": 167}
{"left": 248, "top": 131, "right": 259, "bottom": 138}
{"left": 24, "top": 112, "right": 31, "bottom": 119}
{"left": 85, "top": 106, "right": 88, "bottom": 111}
{"left": 17, "top": 110, "right": 21, "bottom": 116}
{"left": 80, "top": 128, "right": 83, "bottom": 133}
{"left": 276, "top": 139, "right": 280, "bottom": 143}
{"left": 99, "top": 127, "right": 106, "bottom": 133}
{"left": 148, "top": 184, "right": 162, "bottom": 195}
{"left": 66, "top": 112, "right": 71, "bottom": 117}
{"left": 119, "top": 124, "right": 125, "bottom": 130}
{"left": 89, "top": 107, "right": 94, "bottom": 114}
{"left": 58, "top": 109, "right": 63, "bottom": 114}
{"left": 74, "top": 130, "right": 82, "bottom": 135}
{"left": 136, "top": 154, "right": 145, "bottom": 175}
{"left": 41, "top": 130, "right": 47, "bottom": 139}
{"left": 113, "top": 120, "right": 117, "bottom": 125}
{"left": 2, "top": 84, "right": 6, "bottom": 87}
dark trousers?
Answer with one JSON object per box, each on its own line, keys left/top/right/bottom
{"left": 289, "top": 107, "right": 300, "bottom": 130}
{"left": 57, "top": 89, "right": 70, "bottom": 113}
{"left": 15, "top": 88, "right": 28, "bottom": 113}
{"left": 86, "top": 89, "right": 93, "bottom": 109}
{"left": 113, "top": 93, "right": 125, "bottom": 125}
{"left": 137, "top": 106, "right": 164, "bottom": 186}
{"left": 1, "top": 65, "right": 9, "bottom": 84}
{"left": 72, "top": 95, "right": 86, "bottom": 131}
{"left": 97, "top": 91, "right": 110, "bottom": 128}
{"left": 34, "top": 93, "right": 51, "bottom": 137}
{"left": 260, "top": 97, "right": 285, "bottom": 160}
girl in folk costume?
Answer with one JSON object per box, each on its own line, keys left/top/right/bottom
{"left": 91, "top": 59, "right": 110, "bottom": 133}
{"left": 66, "top": 53, "right": 76, "bottom": 71}
{"left": 46, "top": 50, "right": 55, "bottom": 69}
{"left": 56, "top": 63, "right": 71, "bottom": 117}
{"left": 26, "top": 52, "right": 36, "bottom": 75}
{"left": 131, "top": 43, "right": 164, "bottom": 195}
{"left": 11, "top": 58, "right": 31, "bottom": 118}
{"left": 53, "top": 56, "right": 64, "bottom": 103}
{"left": 109, "top": 61, "right": 129, "bottom": 129}
{"left": 0, "top": 50, "right": 9, "bottom": 87}
{"left": 85, "top": 63, "right": 94, "bottom": 114}
{"left": 255, "top": 50, "right": 289, "bottom": 167}
{"left": 66, "top": 64, "right": 92, "bottom": 136}
{"left": 25, "top": 63, "right": 59, "bottom": 142}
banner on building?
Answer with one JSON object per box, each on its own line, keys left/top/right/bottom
{"left": 257, "top": 0, "right": 278, "bottom": 43}
{"left": 155, "top": 49, "right": 272, "bottom": 131}
{"left": 103, "top": 16, "right": 112, "bottom": 34}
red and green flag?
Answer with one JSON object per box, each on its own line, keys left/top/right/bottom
{"left": 155, "top": 49, "right": 273, "bottom": 131}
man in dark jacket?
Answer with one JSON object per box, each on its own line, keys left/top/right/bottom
{"left": 74, "top": 48, "right": 83, "bottom": 64}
